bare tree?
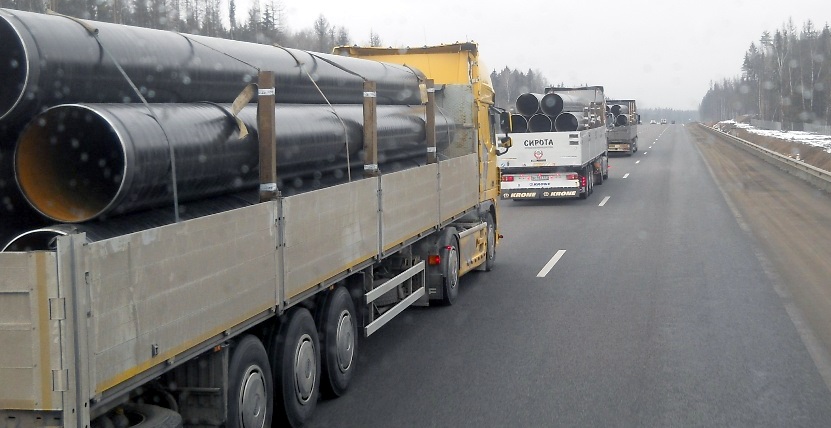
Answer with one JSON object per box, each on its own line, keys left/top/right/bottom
{"left": 313, "top": 14, "right": 330, "bottom": 52}
{"left": 369, "top": 29, "right": 381, "bottom": 47}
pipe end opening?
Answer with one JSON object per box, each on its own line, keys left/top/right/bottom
{"left": 16, "top": 106, "right": 125, "bottom": 222}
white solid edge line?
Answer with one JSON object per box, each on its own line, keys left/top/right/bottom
{"left": 537, "top": 250, "right": 567, "bottom": 278}
{"left": 599, "top": 196, "right": 611, "bottom": 207}
{"left": 622, "top": 173, "right": 630, "bottom": 179}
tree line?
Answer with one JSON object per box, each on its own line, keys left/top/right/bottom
{"left": 490, "top": 67, "right": 550, "bottom": 111}
{"left": 3, "top": 1, "right": 672, "bottom": 115}
{"left": 699, "top": 19, "right": 831, "bottom": 124}
{"left": 0, "top": 0, "right": 385, "bottom": 51}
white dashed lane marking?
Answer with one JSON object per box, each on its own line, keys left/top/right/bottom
{"left": 537, "top": 250, "right": 567, "bottom": 278}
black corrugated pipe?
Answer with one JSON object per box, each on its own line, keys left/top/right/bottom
{"left": 554, "top": 112, "right": 587, "bottom": 132}
{"left": 615, "top": 114, "right": 629, "bottom": 126}
{"left": 510, "top": 114, "right": 528, "bottom": 133}
{"left": 15, "top": 103, "right": 454, "bottom": 223}
{"left": 0, "top": 9, "right": 425, "bottom": 125}
{"left": 515, "top": 93, "right": 544, "bottom": 116}
{"left": 528, "top": 114, "right": 554, "bottom": 132}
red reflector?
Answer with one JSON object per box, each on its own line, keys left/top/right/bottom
{"left": 501, "top": 175, "right": 514, "bottom": 182}
{"left": 428, "top": 255, "right": 441, "bottom": 265}
{"left": 567, "top": 173, "right": 578, "bottom": 180}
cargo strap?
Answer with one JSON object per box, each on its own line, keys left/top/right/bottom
{"left": 225, "top": 84, "right": 256, "bottom": 139}
{"left": 46, "top": 9, "right": 183, "bottom": 222}
{"left": 273, "top": 45, "right": 354, "bottom": 181}
{"left": 176, "top": 34, "right": 259, "bottom": 139}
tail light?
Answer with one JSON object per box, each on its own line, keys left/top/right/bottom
{"left": 566, "top": 173, "right": 578, "bottom": 180}
{"left": 580, "top": 176, "right": 587, "bottom": 188}
{"left": 501, "top": 175, "right": 514, "bottom": 182}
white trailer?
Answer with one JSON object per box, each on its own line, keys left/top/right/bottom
{"left": 499, "top": 126, "right": 609, "bottom": 199}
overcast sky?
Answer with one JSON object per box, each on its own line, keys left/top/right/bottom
{"left": 238, "top": 0, "right": 831, "bottom": 110}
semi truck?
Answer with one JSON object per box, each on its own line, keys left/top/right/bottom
{"left": 0, "top": 23, "right": 504, "bottom": 428}
{"left": 498, "top": 86, "right": 609, "bottom": 200}
{"left": 606, "top": 99, "right": 639, "bottom": 155}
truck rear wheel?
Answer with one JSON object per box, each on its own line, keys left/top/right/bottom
{"left": 228, "top": 336, "right": 273, "bottom": 428}
{"left": 272, "top": 308, "right": 320, "bottom": 427}
{"left": 440, "top": 239, "right": 460, "bottom": 305}
{"left": 318, "top": 286, "right": 357, "bottom": 397}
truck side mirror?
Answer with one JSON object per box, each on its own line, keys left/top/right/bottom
{"left": 499, "top": 111, "right": 512, "bottom": 133}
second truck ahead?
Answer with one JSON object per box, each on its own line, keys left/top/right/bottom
{"left": 498, "top": 86, "right": 609, "bottom": 200}
{"left": 606, "top": 99, "right": 640, "bottom": 155}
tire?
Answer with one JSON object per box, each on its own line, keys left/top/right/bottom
{"left": 272, "top": 308, "right": 320, "bottom": 427}
{"left": 101, "top": 404, "right": 182, "bottom": 428}
{"left": 227, "top": 336, "right": 273, "bottom": 428}
{"left": 318, "top": 287, "right": 357, "bottom": 398}
{"left": 440, "top": 239, "right": 460, "bottom": 305}
{"left": 595, "top": 164, "right": 604, "bottom": 186}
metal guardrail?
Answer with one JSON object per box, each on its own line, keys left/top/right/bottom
{"left": 697, "top": 123, "right": 831, "bottom": 193}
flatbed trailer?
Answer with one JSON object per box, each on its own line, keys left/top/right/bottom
{"left": 606, "top": 99, "right": 639, "bottom": 155}
{"left": 0, "top": 41, "right": 503, "bottom": 428}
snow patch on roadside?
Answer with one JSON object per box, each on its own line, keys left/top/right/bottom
{"left": 716, "top": 120, "right": 831, "bottom": 153}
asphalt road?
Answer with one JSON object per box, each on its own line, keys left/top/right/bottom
{"left": 306, "top": 124, "right": 831, "bottom": 427}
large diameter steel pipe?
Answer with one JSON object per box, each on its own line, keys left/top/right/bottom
{"left": 0, "top": 9, "right": 424, "bottom": 125}
{"left": 540, "top": 93, "right": 563, "bottom": 116}
{"left": 528, "top": 114, "right": 553, "bottom": 132}
{"left": 515, "top": 93, "right": 544, "bottom": 116}
{"left": 554, "top": 112, "right": 587, "bottom": 132}
{"left": 510, "top": 114, "right": 528, "bottom": 133}
{"left": 3, "top": 150, "right": 435, "bottom": 252}
{"left": 16, "top": 103, "right": 454, "bottom": 222}
{"left": 1, "top": 192, "right": 259, "bottom": 251}
{"left": 542, "top": 92, "right": 591, "bottom": 115}
{"left": 615, "top": 114, "right": 629, "bottom": 126}
{"left": 610, "top": 104, "right": 629, "bottom": 116}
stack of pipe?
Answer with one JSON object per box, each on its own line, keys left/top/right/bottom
{"left": 510, "top": 87, "right": 605, "bottom": 133}
{"left": 607, "top": 100, "right": 637, "bottom": 128}
{"left": 0, "top": 8, "right": 454, "bottom": 249}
